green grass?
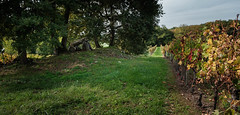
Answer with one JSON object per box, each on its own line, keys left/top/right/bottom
{"left": 0, "top": 48, "right": 171, "bottom": 114}
{"left": 151, "top": 47, "right": 162, "bottom": 57}
{"left": 0, "top": 48, "right": 197, "bottom": 114}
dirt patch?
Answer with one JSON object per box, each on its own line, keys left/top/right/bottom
{"left": 68, "top": 62, "right": 87, "bottom": 69}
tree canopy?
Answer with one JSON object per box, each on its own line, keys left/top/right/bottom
{"left": 148, "top": 25, "right": 175, "bottom": 47}
{"left": 0, "top": 0, "right": 163, "bottom": 63}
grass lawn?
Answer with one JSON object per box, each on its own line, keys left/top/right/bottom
{"left": 0, "top": 48, "right": 189, "bottom": 114}
{"left": 151, "top": 47, "right": 162, "bottom": 57}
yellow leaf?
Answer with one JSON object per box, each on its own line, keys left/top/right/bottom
{"left": 187, "top": 64, "right": 191, "bottom": 70}
{"left": 213, "top": 53, "right": 217, "bottom": 59}
{"left": 208, "top": 39, "right": 213, "bottom": 45}
{"left": 209, "top": 31, "right": 213, "bottom": 35}
{"left": 233, "top": 56, "right": 240, "bottom": 64}
{"left": 224, "top": 95, "right": 227, "bottom": 99}
{"left": 237, "top": 70, "right": 240, "bottom": 76}
{"left": 228, "top": 60, "right": 234, "bottom": 64}
{"left": 212, "top": 66, "right": 216, "bottom": 72}
{"left": 216, "top": 28, "right": 220, "bottom": 32}
{"left": 191, "top": 64, "right": 194, "bottom": 68}
{"left": 178, "top": 61, "right": 182, "bottom": 65}
{"left": 209, "top": 57, "right": 213, "bottom": 62}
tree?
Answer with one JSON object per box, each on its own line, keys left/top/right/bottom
{"left": 81, "top": 1, "right": 104, "bottom": 48}
{"left": 148, "top": 25, "right": 175, "bottom": 46}
{"left": 94, "top": 0, "right": 123, "bottom": 47}
{"left": 55, "top": 0, "right": 81, "bottom": 53}
{"left": 0, "top": 0, "right": 64, "bottom": 63}
{"left": 117, "top": 0, "right": 163, "bottom": 54}
{"left": 0, "top": 0, "right": 164, "bottom": 64}
{"left": 67, "top": 0, "right": 163, "bottom": 53}
{"left": 0, "top": 1, "right": 44, "bottom": 63}
{"left": 96, "top": 0, "right": 163, "bottom": 48}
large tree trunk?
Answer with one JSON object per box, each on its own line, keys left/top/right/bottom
{"left": 17, "top": 48, "right": 28, "bottom": 64}
{"left": 58, "top": 5, "right": 70, "bottom": 53}
{"left": 94, "top": 37, "right": 101, "bottom": 48}
{"left": 109, "top": 27, "right": 115, "bottom": 46}
{"left": 109, "top": 5, "right": 115, "bottom": 47}
{"left": 50, "top": 1, "right": 59, "bottom": 55}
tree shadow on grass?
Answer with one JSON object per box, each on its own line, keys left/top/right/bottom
{"left": 0, "top": 68, "right": 91, "bottom": 93}
{"left": 0, "top": 56, "right": 170, "bottom": 114}
{"left": 0, "top": 57, "right": 168, "bottom": 94}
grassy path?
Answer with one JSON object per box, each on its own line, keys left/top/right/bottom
{"left": 0, "top": 48, "right": 193, "bottom": 114}
{"left": 152, "top": 47, "right": 162, "bottom": 57}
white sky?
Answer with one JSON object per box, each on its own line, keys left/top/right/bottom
{"left": 159, "top": 0, "right": 240, "bottom": 28}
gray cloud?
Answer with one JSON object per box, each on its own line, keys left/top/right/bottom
{"left": 159, "top": 0, "right": 240, "bottom": 28}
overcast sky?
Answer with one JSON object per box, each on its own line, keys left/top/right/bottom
{"left": 159, "top": 0, "right": 240, "bottom": 28}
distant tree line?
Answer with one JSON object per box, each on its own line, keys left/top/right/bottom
{"left": 0, "top": 0, "right": 163, "bottom": 64}
{"left": 171, "top": 19, "right": 240, "bottom": 39}
{"left": 147, "top": 25, "right": 175, "bottom": 47}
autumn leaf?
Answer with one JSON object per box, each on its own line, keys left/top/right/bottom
{"left": 228, "top": 60, "right": 234, "bottom": 64}
{"left": 178, "top": 61, "right": 182, "bottom": 65}
{"left": 187, "top": 64, "right": 191, "bottom": 70}
{"left": 215, "top": 28, "right": 220, "bottom": 32}
{"left": 207, "top": 39, "right": 213, "bottom": 45}
{"left": 237, "top": 70, "right": 240, "bottom": 76}
{"left": 206, "top": 76, "right": 210, "bottom": 80}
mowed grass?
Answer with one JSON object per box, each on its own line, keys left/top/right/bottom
{"left": 151, "top": 47, "right": 162, "bottom": 57}
{"left": 0, "top": 48, "right": 171, "bottom": 114}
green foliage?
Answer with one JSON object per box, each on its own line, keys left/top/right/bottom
{"left": 0, "top": 0, "right": 67, "bottom": 63}
{"left": 36, "top": 42, "right": 55, "bottom": 55}
{"left": 0, "top": 0, "right": 163, "bottom": 63}
{"left": 2, "top": 38, "right": 17, "bottom": 56}
{"left": 79, "top": 0, "right": 163, "bottom": 54}
{"left": 148, "top": 25, "right": 175, "bottom": 46}
{"left": 117, "top": 11, "right": 159, "bottom": 54}
{"left": 11, "top": 16, "right": 46, "bottom": 50}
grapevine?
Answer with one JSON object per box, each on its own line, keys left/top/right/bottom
{"left": 164, "top": 15, "right": 240, "bottom": 112}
